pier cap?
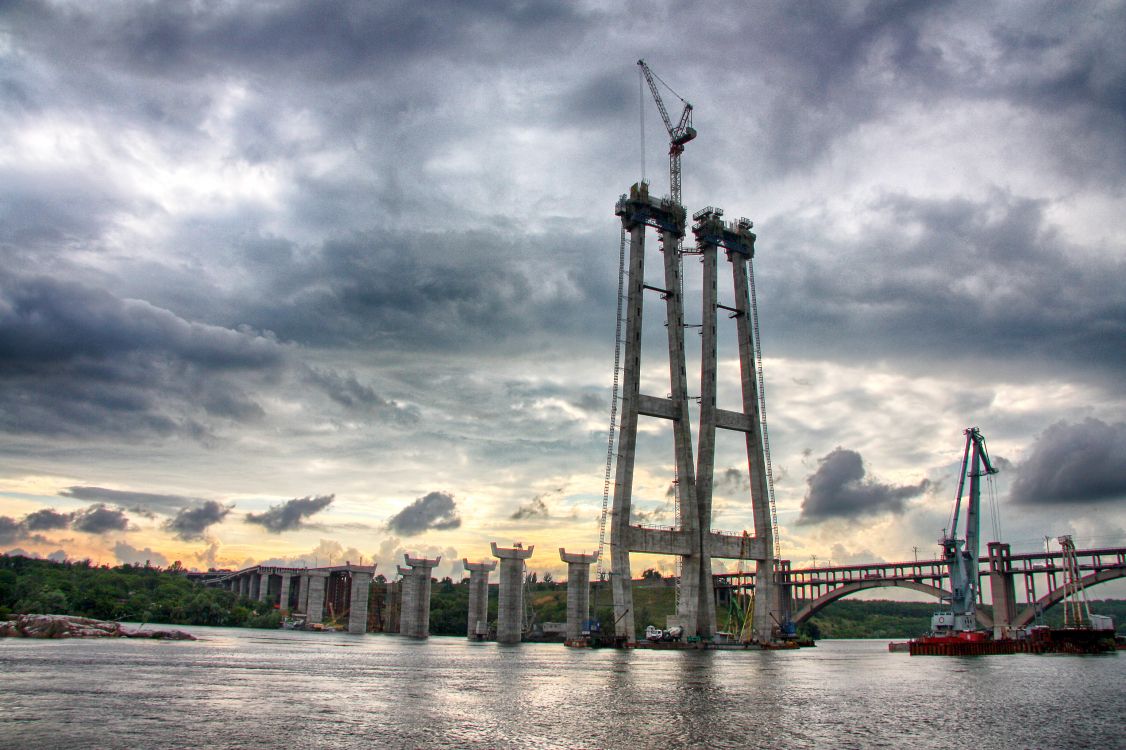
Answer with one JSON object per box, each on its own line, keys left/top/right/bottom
{"left": 490, "top": 542, "right": 534, "bottom": 560}
{"left": 462, "top": 558, "right": 498, "bottom": 572}
{"left": 404, "top": 554, "right": 441, "bottom": 568}
{"left": 559, "top": 549, "right": 599, "bottom": 565}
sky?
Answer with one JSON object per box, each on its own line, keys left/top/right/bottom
{"left": 1, "top": 1, "right": 1124, "bottom": 585}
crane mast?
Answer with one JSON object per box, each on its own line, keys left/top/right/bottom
{"left": 637, "top": 59, "right": 696, "bottom": 206}
{"left": 934, "top": 427, "right": 998, "bottom": 633}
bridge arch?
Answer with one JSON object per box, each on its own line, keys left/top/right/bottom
{"left": 790, "top": 580, "right": 994, "bottom": 628}
{"left": 1012, "top": 568, "right": 1126, "bottom": 628}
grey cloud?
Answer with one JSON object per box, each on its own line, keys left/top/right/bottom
{"left": 22, "top": 508, "right": 74, "bottom": 531}
{"left": 0, "top": 516, "right": 21, "bottom": 545}
{"left": 799, "top": 448, "right": 930, "bottom": 523}
{"left": 0, "top": 274, "right": 284, "bottom": 440}
{"left": 510, "top": 497, "right": 549, "bottom": 521}
{"left": 1010, "top": 419, "right": 1126, "bottom": 506}
{"left": 165, "top": 501, "right": 234, "bottom": 541}
{"left": 304, "top": 366, "right": 419, "bottom": 424}
{"left": 762, "top": 191, "right": 1126, "bottom": 380}
{"left": 60, "top": 487, "right": 199, "bottom": 516}
{"left": 113, "top": 541, "right": 169, "bottom": 567}
{"left": 46, "top": 549, "right": 68, "bottom": 563}
{"left": 716, "top": 468, "right": 749, "bottom": 495}
{"left": 386, "top": 491, "right": 461, "bottom": 535}
{"left": 71, "top": 504, "right": 131, "bottom": 534}
{"left": 245, "top": 495, "right": 334, "bottom": 533}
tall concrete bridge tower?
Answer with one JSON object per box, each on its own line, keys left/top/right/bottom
{"left": 609, "top": 183, "right": 779, "bottom": 643}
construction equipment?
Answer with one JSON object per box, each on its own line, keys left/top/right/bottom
{"left": 637, "top": 59, "right": 695, "bottom": 207}
{"left": 933, "top": 427, "right": 998, "bottom": 634}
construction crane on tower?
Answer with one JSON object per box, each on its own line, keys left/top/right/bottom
{"left": 637, "top": 59, "right": 696, "bottom": 207}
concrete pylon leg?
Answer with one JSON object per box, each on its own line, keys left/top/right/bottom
{"left": 559, "top": 550, "right": 598, "bottom": 641}
{"left": 463, "top": 559, "right": 497, "bottom": 639}
{"left": 492, "top": 543, "right": 534, "bottom": 644}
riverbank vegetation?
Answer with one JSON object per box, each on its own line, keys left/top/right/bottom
{"left": 0, "top": 555, "right": 279, "bottom": 628}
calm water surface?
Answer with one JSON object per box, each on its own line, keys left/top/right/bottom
{"left": 1, "top": 626, "right": 1122, "bottom": 749}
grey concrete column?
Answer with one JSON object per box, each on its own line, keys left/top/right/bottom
{"left": 278, "top": 573, "right": 293, "bottom": 614}
{"left": 298, "top": 573, "right": 310, "bottom": 614}
{"left": 306, "top": 572, "right": 328, "bottom": 624}
{"left": 258, "top": 571, "right": 271, "bottom": 603}
{"left": 730, "top": 248, "right": 778, "bottom": 643}
{"left": 398, "top": 555, "right": 439, "bottom": 638}
{"left": 397, "top": 565, "right": 418, "bottom": 637}
{"left": 609, "top": 216, "right": 646, "bottom": 643}
{"left": 988, "top": 542, "right": 1017, "bottom": 638}
{"left": 463, "top": 559, "right": 497, "bottom": 639}
{"left": 559, "top": 550, "right": 599, "bottom": 641}
{"left": 240, "top": 574, "right": 250, "bottom": 598}
{"left": 347, "top": 569, "right": 374, "bottom": 634}
{"left": 492, "top": 543, "right": 534, "bottom": 644}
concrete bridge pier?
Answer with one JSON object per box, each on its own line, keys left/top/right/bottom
{"left": 278, "top": 573, "right": 293, "bottom": 614}
{"left": 347, "top": 569, "right": 374, "bottom": 634}
{"left": 240, "top": 574, "right": 250, "bottom": 598}
{"left": 988, "top": 542, "right": 1017, "bottom": 638}
{"left": 257, "top": 571, "right": 270, "bottom": 603}
{"left": 492, "top": 543, "right": 534, "bottom": 644}
{"left": 398, "top": 555, "right": 440, "bottom": 638}
{"left": 559, "top": 549, "right": 598, "bottom": 641}
{"left": 304, "top": 571, "right": 328, "bottom": 625}
{"left": 463, "top": 559, "right": 497, "bottom": 639}
{"left": 298, "top": 573, "right": 310, "bottom": 614}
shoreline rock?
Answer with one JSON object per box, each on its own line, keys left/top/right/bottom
{"left": 0, "top": 614, "right": 196, "bottom": 640}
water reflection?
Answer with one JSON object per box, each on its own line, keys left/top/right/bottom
{"left": 0, "top": 630, "right": 1121, "bottom": 749}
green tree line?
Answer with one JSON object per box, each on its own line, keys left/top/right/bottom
{"left": 0, "top": 555, "right": 279, "bottom": 628}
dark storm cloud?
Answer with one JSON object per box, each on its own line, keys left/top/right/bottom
{"left": 22, "top": 508, "right": 74, "bottom": 531}
{"left": 1010, "top": 419, "right": 1126, "bottom": 506}
{"left": 165, "top": 501, "right": 234, "bottom": 541}
{"left": 0, "top": 274, "right": 284, "bottom": 439}
{"left": 71, "top": 504, "right": 131, "bottom": 534}
{"left": 799, "top": 448, "right": 930, "bottom": 523}
{"left": 510, "top": 496, "right": 550, "bottom": 521}
{"left": 760, "top": 192, "right": 1126, "bottom": 379}
{"left": 386, "top": 492, "right": 461, "bottom": 535}
{"left": 245, "top": 495, "right": 334, "bottom": 533}
{"left": 60, "top": 487, "right": 199, "bottom": 516}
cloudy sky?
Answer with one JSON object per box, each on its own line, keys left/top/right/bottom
{"left": 2, "top": 1, "right": 1124, "bottom": 583}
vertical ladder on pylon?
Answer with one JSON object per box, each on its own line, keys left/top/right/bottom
{"left": 596, "top": 227, "right": 629, "bottom": 580}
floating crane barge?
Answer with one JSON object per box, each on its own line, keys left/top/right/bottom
{"left": 905, "top": 429, "right": 1115, "bottom": 656}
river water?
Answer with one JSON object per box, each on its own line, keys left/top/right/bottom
{"left": 1, "top": 626, "right": 1122, "bottom": 749}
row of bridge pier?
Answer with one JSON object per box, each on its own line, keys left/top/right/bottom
{"left": 209, "top": 542, "right": 1125, "bottom": 642}
{"left": 212, "top": 544, "right": 600, "bottom": 643}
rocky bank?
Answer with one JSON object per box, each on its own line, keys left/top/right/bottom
{"left": 0, "top": 614, "right": 196, "bottom": 640}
